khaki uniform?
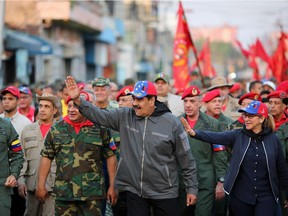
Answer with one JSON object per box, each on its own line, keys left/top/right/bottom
{"left": 222, "top": 96, "right": 241, "bottom": 121}
{"left": 18, "top": 121, "right": 56, "bottom": 216}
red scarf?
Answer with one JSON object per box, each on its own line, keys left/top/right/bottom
{"left": 63, "top": 116, "right": 94, "bottom": 134}
{"left": 275, "top": 113, "right": 288, "bottom": 131}
{"left": 238, "top": 116, "right": 244, "bottom": 124}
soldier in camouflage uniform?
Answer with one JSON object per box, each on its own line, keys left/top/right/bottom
{"left": 0, "top": 118, "right": 24, "bottom": 215}
{"left": 36, "top": 91, "right": 117, "bottom": 216}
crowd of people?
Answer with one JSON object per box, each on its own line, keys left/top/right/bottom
{"left": 0, "top": 73, "right": 287, "bottom": 216}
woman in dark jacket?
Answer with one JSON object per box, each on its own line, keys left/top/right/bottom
{"left": 181, "top": 100, "right": 288, "bottom": 216}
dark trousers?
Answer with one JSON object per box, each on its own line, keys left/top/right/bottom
{"left": 112, "top": 191, "right": 127, "bottom": 216}
{"left": 126, "top": 191, "right": 178, "bottom": 216}
{"left": 229, "top": 194, "right": 277, "bottom": 216}
{"left": 11, "top": 187, "right": 25, "bottom": 216}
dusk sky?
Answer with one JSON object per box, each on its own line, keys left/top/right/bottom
{"left": 158, "top": 0, "right": 288, "bottom": 44}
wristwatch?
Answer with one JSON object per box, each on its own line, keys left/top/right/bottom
{"left": 218, "top": 177, "right": 225, "bottom": 183}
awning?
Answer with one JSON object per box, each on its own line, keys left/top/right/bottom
{"left": 115, "top": 18, "right": 125, "bottom": 37}
{"left": 96, "top": 28, "right": 116, "bottom": 44}
{"left": 5, "top": 29, "right": 53, "bottom": 55}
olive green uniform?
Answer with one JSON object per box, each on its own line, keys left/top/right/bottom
{"left": 276, "top": 122, "right": 288, "bottom": 216}
{"left": 0, "top": 118, "right": 24, "bottom": 215}
{"left": 41, "top": 120, "right": 115, "bottom": 216}
{"left": 179, "top": 112, "right": 228, "bottom": 216}
{"left": 213, "top": 113, "right": 233, "bottom": 216}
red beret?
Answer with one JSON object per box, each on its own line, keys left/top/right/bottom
{"left": 202, "top": 89, "right": 221, "bottom": 102}
{"left": 229, "top": 82, "right": 241, "bottom": 93}
{"left": 181, "top": 86, "right": 201, "bottom": 100}
{"left": 238, "top": 93, "right": 262, "bottom": 105}
{"left": 276, "top": 81, "right": 288, "bottom": 94}
{"left": 267, "top": 90, "right": 287, "bottom": 100}
{"left": 116, "top": 86, "right": 134, "bottom": 102}
{"left": 66, "top": 91, "right": 90, "bottom": 104}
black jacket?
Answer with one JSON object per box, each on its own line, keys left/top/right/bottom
{"left": 194, "top": 128, "right": 288, "bottom": 201}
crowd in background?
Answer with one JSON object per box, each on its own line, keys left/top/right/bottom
{"left": 0, "top": 72, "right": 288, "bottom": 216}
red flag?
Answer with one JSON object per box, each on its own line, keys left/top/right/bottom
{"left": 190, "top": 40, "right": 216, "bottom": 77}
{"left": 236, "top": 40, "right": 260, "bottom": 80}
{"left": 255, "top": 39, "right": 271, "bottom": 64}
{"left": 270, "top": 32, "right": 288, "bottom": 82}
{"left": 236, "top": 40, "right": 250, "bottom": 58}
{"left": 172, "top": 1, "right": 195, "bottom": 89}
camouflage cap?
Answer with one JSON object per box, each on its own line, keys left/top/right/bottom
{"left": 92, "top": 77, "right": 110, "bottom": 87}
{"left": 154, "top": 73, "right": 170, "bottom": 83}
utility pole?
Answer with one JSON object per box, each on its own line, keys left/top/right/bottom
{"left": 0, "top": 0, "right": 5, "bottom": 88}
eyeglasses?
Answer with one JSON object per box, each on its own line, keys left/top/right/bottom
{"left": 20, "top": 96, "right": 30, "bottom": 99}
{"left": 241, "top": 113, "right": 261, "bottom": 119}
{"left": 118, "top": 98, "right": 133, "bottom": 103}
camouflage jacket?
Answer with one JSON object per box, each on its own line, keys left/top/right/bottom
{"left": 41, "top": 120, "right": 115, "bottom": 201}
{"left": 227, "top": 119, "right": 243, "bottom": 131}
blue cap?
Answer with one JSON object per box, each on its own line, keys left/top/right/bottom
{"left": 238, "top": 100, "right": 268, "bottom": 118}
{"left": 128, "top": 81, "right": 157, "bottom": 99}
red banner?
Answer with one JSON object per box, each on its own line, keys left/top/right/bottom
{"left": 172, "top": 1, "right": 195, "bottom": 89}
{"left": 236, "top": 40, "right": 260, "bottom": 80}
{"left": 270, "top": 32, "right": 288, "bottom": 82}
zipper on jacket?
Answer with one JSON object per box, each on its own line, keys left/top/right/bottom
{"left": 262, "top": 141, "right": 278, "bottom": 202}
{"left": 165, "top": 165, "right": 172, "bottom": 187}
{"left": 140, "top": 117, "right": 148, "bottom": 196}
{"left": 225, "top": 137, "right": 251, "bottom": 195}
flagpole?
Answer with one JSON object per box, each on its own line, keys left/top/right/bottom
{"left": 180, "top": 1, "right": 204, "bottom": 87}
{"left": 191, "top": 39, "right": 204, "bottom": 87}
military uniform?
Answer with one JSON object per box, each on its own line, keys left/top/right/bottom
{"left": 227, "top": 118, "right": 243, "bottom": 131}
{"left": 41, "top": 119, "right": 115, "bottom": 216}
{"left": 213, "top": 113, "right": 233, "bottom": 216}
{"left": 18, "top": 121, "right": 57, "bottom": 216}
{"left": 276, "top": 122, "right": 288, "bottom": 216}
{"left": 0, "top": 118, "right": 24, "bottom": 215}
{"left": 179, "top": 112, "right": 228, "bottom": 216}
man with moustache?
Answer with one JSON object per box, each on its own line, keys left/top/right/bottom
{"left": 36, "top": 91, "right": 117, "bottom": 215}
{"left": 65, "top": 76, "right": 198, "bottom": 216}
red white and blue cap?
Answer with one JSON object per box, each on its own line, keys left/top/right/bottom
{"left": 128, "top": 81, "right": 157, "bottom": 99}
{"left": 238, "top": 100, "right": 268, "bottom": 118}
{"left": 19, "top": 86, "right": 32, "bottom": 96}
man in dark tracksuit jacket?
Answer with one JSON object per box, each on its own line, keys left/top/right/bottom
{"left": 65, "top": 77, "right": 198, "bottom": 216}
